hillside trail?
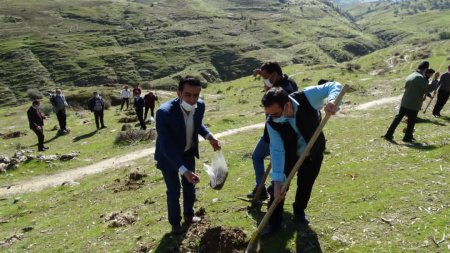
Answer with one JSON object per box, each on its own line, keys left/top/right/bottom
{"left": 0, "top": 95, "right": 402, "bottom": 197}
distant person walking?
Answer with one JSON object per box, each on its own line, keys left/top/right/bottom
{"left": 432, "top": 64, "right": 450, "bottom": 117}
{"left": 27, "top": 100, "right": 48, "bottom": 152}
{"left": 144, "top": 91, "right": 158, "bottom": 122}
{"left": 247, "top": 61, "right": 298, "bottom": 200}
{"left": 384, "top": 61, "right": 440, "bottom": 142}
{"left": 134, "top": 92, "right": 146, "bottom": 130}
{"left": 88, "top": 91, "right": 106, "bottom": 130}
{"left": 51, "top": 88, "right": 69, "bottom": 134}
{"left": 120, "top": 86, "right": 130, "bottom": 110}
{"left": 154, "top": 77, "right": 220, "bottom": 234}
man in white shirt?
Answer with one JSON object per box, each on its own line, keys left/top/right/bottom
{"left": 154, "top": 77, "right": 220, "bottom": 234}
{"left": 120, "top": 86, "right": 130, "bottom": 110}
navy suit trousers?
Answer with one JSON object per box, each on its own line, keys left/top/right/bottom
{"left": 160, "top": 149, "right": 196, "bottom": 226}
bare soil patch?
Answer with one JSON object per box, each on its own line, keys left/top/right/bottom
{"left": 0, "top": 131, "right": 27, "bottom": 139}
{"left": 0, "top": 234, "right": 24, "bottom": 249}
{"left": 101, "top": 210, "right": 137, "bottom": 228}
{"left": 106, "top": 170, "right": 148, "bottom": 192}
{"left": 180, "top": 208, "right": 247, "bottom": 253}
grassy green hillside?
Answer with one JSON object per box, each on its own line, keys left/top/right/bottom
{"left": 0, "top": 0, "right": 385, "bottom": 105}
{"left": 0, "top": 61, "right": 449, "bottom": 252}
{"left": 346, "top": 0, "right": 450, "bottom": 44}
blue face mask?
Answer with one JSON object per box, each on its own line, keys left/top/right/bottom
{"left": 272, "top": 116, "right": 288, "bottom": 123}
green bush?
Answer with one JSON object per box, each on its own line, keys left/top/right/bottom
{"left": 40, "top": 104, "right": 53, "bottom": 116}
{"left": 27, "top": 88, "right": 43, "bottom": 100}
{"left": 439, "top": 31, "right": 450, "bottom": 40}
{"left": 114, "top": 129, "right": 156, "bottom": 145}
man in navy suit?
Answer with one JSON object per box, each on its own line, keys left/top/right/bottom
{"left": 154, "top": 77, "right": 221, "bottom": 234}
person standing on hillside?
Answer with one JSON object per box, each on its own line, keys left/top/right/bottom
{"left": 27, "top": 100, "right": 49, "bottom": 152}
{"left": 144, "top": 91, "right": 158, "bottom": 122}
{"left": 432, "top": 64, "right": 450, "bottom": 117}
{"left": 88, "top": 91, "right": 107, "bottom": 130}
{"left": 120, "top": 86, "right": 130, "bottom": 111}
{"left": 134, "top": 91, "right": 146, "bottom": 130}
{"left": 51, "top": 88, "right": 69, "bottom": 135}
{"left": 247, "top": 61, "right": 298, "bottom": 200}
{"left": 133, "top": 84, "right": 142, "bottom": 98}
{"left": 260, "top": 82, "right": 342, "bottom": 236}
{"left": 384, "top": 61, "right": 440, "bottom": 142}
{"left": 154, "top": 77, "right": 221, "bottom": 234}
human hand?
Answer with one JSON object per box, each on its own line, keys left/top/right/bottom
{"left": 273, "top": 181, "right": 286, "bottom": 200}
{"left": 183, "top": 171, "right": 200, "bottom": 185}
{"left": 252, "top": 68, "right": 262, "bottom": 77}
{"left": 35, "top": 126, "right": 42, "bottom": 131}
{"left": 208, "top": 135, "right": 221, "bottom": 151}
{"left": 324, "top": 101, "right": 337, "bottom": 115}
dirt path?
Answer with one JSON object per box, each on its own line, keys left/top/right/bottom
{"left": 354, "top": 95, "right": 401, "bottom": 110}
{"left": 0, "top": 123, "right": 265, "bottom": 197}
{"left": 0, "top": 94, "right": 402, "bottom": 197}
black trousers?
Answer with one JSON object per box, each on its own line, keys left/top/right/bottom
{"left": 268, "top": 152, "right": 323, "bottom": 227}
{"left": 32, "top": 127, "right": 45, "bottom": 149}
{"left": 136, "top": 108, "right": 146, "bottom": 130}
{"left": 385, "top": 106, "right": 418, "bottom": 140}
{"left": 432, "top": 89, "right": 449, "bottom": 116}
{"left": 120, "top": 98, "right": 129, "bottom": 110}
{"left": 160, "top": 150, "right": 196, "bottom": 226}
{"left": 144, "top": 106, "right": 156, "bottom": 120}
{"left": 94, "top": 110, "right": 105, "bottom": 129}
{"left": 56, "top": 109, "right": 67, "bottom": 131}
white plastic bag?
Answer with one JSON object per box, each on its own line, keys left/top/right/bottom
{"left": 203, "top": 150, "right": 228, "bottom": 190}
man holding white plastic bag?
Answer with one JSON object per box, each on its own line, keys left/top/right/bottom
{"left": 155, "top": 77, "right": 221, "bottom": 235}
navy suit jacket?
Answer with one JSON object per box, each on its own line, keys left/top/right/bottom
{"left": 154, "top": 98, "right": 210, "bottom": 172}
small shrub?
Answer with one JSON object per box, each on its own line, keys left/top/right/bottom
{"left": 439, "top": 32, "right": 450, "bottom": 40}
{"left": 40, "top": 104, "right": 53, "bottom": 116}
{"left": 114, "top": 129, "right": 156, "bottom": 145}
{"left": 118, "top": 116, "right": 138, "bottom": 123}
{"left": 104, "top": 99, "right": 111, "bottom": 110}
{"left": 27, "top": 88, "right": 43, "bottom": 100}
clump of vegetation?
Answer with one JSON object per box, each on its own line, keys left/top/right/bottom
{"left": 114, "top": 129, "right": 155, "bottom": 145}
{"left": 344, "top": 63, "right": 361, "bottom": 72}
{"left": 439, "top": 31, "right": 450, "bottom": 40}
{"left": 118, "top": 116, "right": 138, "bottom": 123}
{"left": 39, "top": 104, "right": 53, "bottom": 116}
{"left": 26, "top": 88, "right": 43, "bottom": 100}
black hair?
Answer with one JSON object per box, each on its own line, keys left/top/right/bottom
{"left": 317, "top": 79, "right": 329, "bottom": 85}
{"left": 425, "top": 68, "right": 435, "bottom": 75}
{"left": 178, "top": 76, "right": 202, "bottom": 92}
{"left": 417, "top": 61, "right": 429, "bottom": 71}
{"left": 32, "top": 100, "right": 40, "bottom": 106}
{"left": 261, "top": 87, "right": 289, "bottom": 108}
{"left": 260, "top": 61, "right": 283, "bottom": 76}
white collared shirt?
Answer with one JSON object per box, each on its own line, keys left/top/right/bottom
{"left": 181, "top": 106, "right": 195, "bottom": 152}
{"left": 178, "top": 106, "right": 196, "bottom": 175}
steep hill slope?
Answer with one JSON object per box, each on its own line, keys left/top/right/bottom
{"left": 0, "top": 0, "right": 382, "bottom": 105}
{"left": 346, "top": 0, "right": 450, "bottom": 45}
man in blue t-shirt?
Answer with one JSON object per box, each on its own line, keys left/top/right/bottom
{"left": 260, "top": 82, "right": 341, "bottom": 236}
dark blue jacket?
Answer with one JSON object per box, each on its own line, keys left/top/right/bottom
{"left": 154, "top": 98, "right": 210, "bottom": 172}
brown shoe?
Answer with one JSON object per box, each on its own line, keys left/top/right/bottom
{"left": 184, "top": 214, "right": 201, "bottom": 224}
{"left": 171, "top": 224, "right": 182, "bottom": 235}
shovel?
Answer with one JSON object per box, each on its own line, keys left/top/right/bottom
{"left": 245, "top": 84, "right": 349, "bottom": 253}
{"left": 251, "top": 162, "right": 271, "bottom": 207}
